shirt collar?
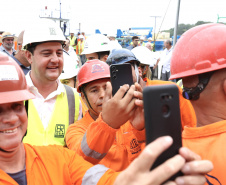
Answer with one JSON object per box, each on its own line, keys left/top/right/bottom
{"left": 25, "top": 71, "right": 65, "bottom": 97}
{"left": 0, "top": 45, "right": 16, "bottom": 54}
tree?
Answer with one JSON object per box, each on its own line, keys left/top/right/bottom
{"left": 162, "top": 21, "right": 213, "bottom": 37}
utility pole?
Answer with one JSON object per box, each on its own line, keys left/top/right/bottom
{"left": 150, "top": 16, "right": 161, "bottom": 51}
{"left": 173, "top": 0, "right": 181, "bottom": 46}
{"left": 59, "top": 0, "right": 62, "bottom": 28}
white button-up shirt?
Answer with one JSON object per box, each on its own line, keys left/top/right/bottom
{"left": 26, "top": 72, "right": 82, "bottom": 130}
{"left": 161, "top": 47, "right": 173, "bottom": 73}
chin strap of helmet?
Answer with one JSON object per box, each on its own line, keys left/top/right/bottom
{"left": 182, "top": 71, "right": 215, "bottom": 100}
{"left": 81, "top": 87, "right": 99, "bottom": 116}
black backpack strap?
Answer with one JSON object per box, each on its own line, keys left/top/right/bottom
{"left": 64, "top": 84, "right": 75, "bottom": 125}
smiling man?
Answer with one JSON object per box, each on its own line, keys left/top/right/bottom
{"left": 66, "top": 59, "right": 147, "bottom": 171}
{"left": 0, "top": 32, "right": 16, "bottom": 56}
{"left": 22, "top": 20, "right": 82, "bottom": 146}
{"left": 0, "top": 52, "right": 212, "bottom": 185}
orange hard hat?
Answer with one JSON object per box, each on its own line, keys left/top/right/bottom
{"left": 0, "top": 53, "right": 35, "bottom": 104}
{"left": 77, "top": 59, "right": 110, "bottom": 93}
{"left": 170, "top": 23, "right": 226, "bottom": 80}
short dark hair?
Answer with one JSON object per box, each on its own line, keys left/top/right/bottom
{"left": 132, "top": 36, "right": 139, "bottom": 41}
{"left": 166, "top": 40, "right": 172, "bottom": 46}
{"left": 97, "top": 51, "right": 110, "bottom": 60}
{"left": 26, "top": 41, "right": 64, "bottom": 55}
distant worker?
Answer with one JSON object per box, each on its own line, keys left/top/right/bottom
{"left": 81, "top": 32, "right": 87, "bottom": 40}
{"left": 147, "top": 37, "right": 152, "bottom": 43}
{"left": 108, "top": 34, "right": 122, "bottom": 50}
{"left": 0, "top": 32, "right": 16, "bottom": 56}
{"left": 132, "top": 46, "right": 157, "bottom": 81}
{"left": 11, "top": 30, "right": 30, "bottom": 75}
{"left": 126, "top": 36, "right": 140, "bottom": 50}
{"left": 82, "top": 34, "right": 111, "bottom": 62}
{"left": 140, "top": 36, "right": 145, "bottom": 46}
{"left": 77, "top": 35, "right": 86, "bottom": 65}
{"left": 68, "top": 32, "right": 77, "bottom": 52}
{"left": 64, "top": 38, "right": 80, "bottom": 67}
{"left": 155, "top": 40, "right": 174, "bottom": 81}
{"left": 22, "top": 20, "right": 82, "bottom": 146}
{"left": 145, "top": 42, "right": 153, "bottom": 51}
{"left": 63, "top": 22, "right": 67, "bottom": 35}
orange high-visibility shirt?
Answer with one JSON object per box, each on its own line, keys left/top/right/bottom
{"left": 0, "top": 144, "right": 119, "bottom": 185}
{"left": 146, "top": 80, "right": 197, "bottom": 129}
{"left": 66, "top": 112, "right": 146, "bottom": 172}
{"left": 79, "top": 96, "right": 88, "bottom": 116}
{"left": 183, "top": 120, "right": 226, "bottom": 185}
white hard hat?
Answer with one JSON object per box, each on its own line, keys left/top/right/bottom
{"left": 140, "top": 36, "right": 145, "bottom": 40}
{"left": 148, "top": 37, "right": 153, "bottom": 41}
{"left": 82, "top": 34, "right": 110, "bottom": 55}
{"left": 59, "top": 51, "right": 79, "bottom": 80}
{"left": 79, "top": 35, "right": 84, "bottom": 39}
{"left": 23, "top": 19, "right": 66, "bottom": 50}
{"left": 131, "top": 46, "right": 157, "bottom": 66}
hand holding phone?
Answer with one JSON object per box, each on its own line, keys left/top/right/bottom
{"left": 143, "top": 84, "right": 183, "bottom": 181}
{"left": 110, "top": 63, "right": 134, "bottom": 96}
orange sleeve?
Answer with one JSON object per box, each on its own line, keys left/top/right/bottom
{"left": 146, "top": 80, "right": 197, "bottom": 130}
{"left": 61, "top": 147, "right": 119, "bottom": 185}
{"left": 66, "top": 113, "right": 118, "bottom": 165}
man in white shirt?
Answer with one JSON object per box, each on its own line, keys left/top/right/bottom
{"left": 22, "top": 20, "right": 82, "bottom": 146}
{"left": 155, "top": 40, "right": 173, "bottom": 81}
{"left": 64, "top": 38, "right": 80, "bottom": 67}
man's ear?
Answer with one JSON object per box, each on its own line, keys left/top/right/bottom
{"left": 81, "top": 91, "right": 86, "bottom": 103}
{"left": 102, "top": 55, "right": 109, "bottom": 62}
{"left": 25, "top": 50, "right": 32, "bottom": 65}
{"left": 223, "top": 79, "right": 226, "bottom": 96}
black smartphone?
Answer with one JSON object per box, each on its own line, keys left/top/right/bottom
{"left": 110, "top": 63, "right": 134, "bottom": 96}
{"left": 143, "top": 84, "right": 183, "bottom": 181}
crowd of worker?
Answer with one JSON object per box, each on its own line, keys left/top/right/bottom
{"left": 1, "top": 19, "right": 226, "bottom": 184}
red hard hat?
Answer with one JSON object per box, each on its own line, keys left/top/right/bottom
{"left": 0, "top": 52, "right": 35, "bottom": 104}
{"left": 170, "top": 23, "right": 226, "bottom": 80}
{"left": 77, "top": 59, "right": 110, "bottom": 93}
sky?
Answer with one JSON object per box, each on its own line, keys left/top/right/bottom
{"left": 1, "top": 0, "right": 226, "bottom": 36}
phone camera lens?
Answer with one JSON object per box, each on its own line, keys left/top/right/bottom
{"left": 162, "top": 104, "right": 170, "bottom": 117}
{"left": 113, "top": 75, "right": 117, "bottom": 79}
{"left": 112, "top": 66, "right": 116, "bottom": 72}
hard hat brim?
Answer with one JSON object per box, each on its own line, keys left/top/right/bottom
{"left": 0, "top": 89, "right": 35, "bottom": 104}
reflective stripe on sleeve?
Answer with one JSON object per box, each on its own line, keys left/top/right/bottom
{"left": 81, "top": 132, "right": 107, "bottom": 159}
{"left": 82, "top": 164, "right": 109, "bottom": 185}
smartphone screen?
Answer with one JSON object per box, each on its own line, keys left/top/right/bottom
{"left": 143, "top": 84, "right": 183, "bottom": 181}
{"left": 110, "top": 63, "right": 134, "bottom": 96}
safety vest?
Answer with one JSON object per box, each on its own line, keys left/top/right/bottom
{"left": 140, "top": 42, "right": 145, "bottom": 46}
{"left": 23, "top": 86, "right": 80, "bottom": 146}
{"left": 68, "top": 36, "right": 77, "bottom": 50}
{"left": 77, "top": 40, "right": 85, "bottom": 55}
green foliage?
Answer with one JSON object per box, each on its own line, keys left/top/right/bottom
{"left": 162, "top": 21, "right": 213, "bottom": 37}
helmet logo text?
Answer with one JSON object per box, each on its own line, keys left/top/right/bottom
{"left": 91, "top": 64, "right": 105, "bottom": 73}
{"left": 49, "top": 28, "right": 56, "bottom": 35}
